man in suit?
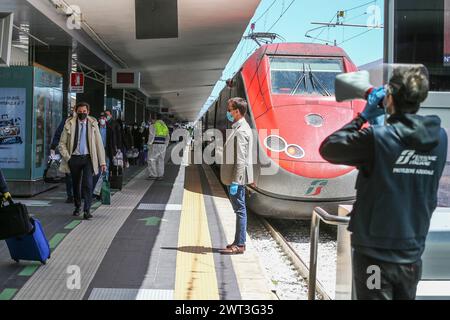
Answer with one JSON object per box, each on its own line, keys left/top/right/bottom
{"left": 219, "top": 97, "right": 254, "bottom": 255}
{"left": 105, "top": 109, "right": 122, "bottom": 156}
{"left": 59, "top": 102, "right": 106, "bottom": 220}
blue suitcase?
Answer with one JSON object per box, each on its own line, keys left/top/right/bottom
{"left": 6, "top": 218, "right": 51, "bottom": 265}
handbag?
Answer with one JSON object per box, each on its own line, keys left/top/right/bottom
{"left": 113, "top": 150, "right": 124, "bottom": 167}
{"left": 0, "top": 199, "right": 33, "bottom": 240}
{"left": 43, "top": 155, "right": 65, "bottom": 183}
{"left": 101, "top": 175, "right": 111, "bottom": 205}
{"left": 93, "top": 174, "right": 104, "bottom": 196}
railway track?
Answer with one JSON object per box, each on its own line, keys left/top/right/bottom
{"left": 248, "top": 213, "right": 339, "bottom": 300}
{"left": 258, "top": 217, "right": 332, "bottom": 300}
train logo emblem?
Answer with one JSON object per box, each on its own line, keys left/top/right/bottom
{"left": 305, "top": 180, "right": 328, "bottom": 196}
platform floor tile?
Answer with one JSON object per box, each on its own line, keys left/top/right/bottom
{"left": 89, "top": 288, "right": 174, "bottom": 300}
{"left": 13, "top": 170, "right": 154, "bottom": 300}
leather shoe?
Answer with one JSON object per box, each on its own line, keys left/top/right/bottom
{"left": 73, "top": 208, "right": 81, "bottom": 217}
{"left": 83, "top": 211, "right": 93, "bottom": 220}
{"left": 219, "top": 245, "right": 245, "bottom": 255}
{"left": 226, "top": 244, "right": 246, "bottom": 250}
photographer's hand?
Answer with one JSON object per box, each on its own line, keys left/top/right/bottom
{"left": 361, "top": 87, "right": 386, "bottom": 122}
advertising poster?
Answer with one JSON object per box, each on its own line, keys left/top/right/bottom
{"left": 34, "top": 88, "right": 47, "bottom": 168}
{"left": 33, "top": 66, "right": 63, "bottom": 176}
{"left": 0, "top": 88, "right": 26, "bottom": 169}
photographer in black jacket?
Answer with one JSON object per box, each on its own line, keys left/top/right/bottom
{"left": 320, "top": 66, "right": 448, "bottom": 300}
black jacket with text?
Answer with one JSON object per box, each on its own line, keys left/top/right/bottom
{"left": 320, "top": 113, "right": 447, "bottom": 261}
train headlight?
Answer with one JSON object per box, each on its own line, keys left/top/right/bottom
{"left": 285, "top": 144, "right": 305, "bottom": 159}
{"left": 305, "top": 114, "right": 324, "bottom": 127}
{"left": 264, "top": 135, "right": 287, "bottom": 152}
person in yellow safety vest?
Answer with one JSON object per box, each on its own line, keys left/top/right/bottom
{"left": 147, "top": 114, "right": 170, "bottom": 180}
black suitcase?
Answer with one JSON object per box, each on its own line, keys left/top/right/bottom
{"left": 109, "top": 165, "right": 123, "bottom": 190}
{"left": 0, "top": 199, "right": 33, "bottom": 240}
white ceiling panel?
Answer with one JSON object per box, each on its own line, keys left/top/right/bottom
{"left": 66, "top": 0, "right": 260, "bottom": 120}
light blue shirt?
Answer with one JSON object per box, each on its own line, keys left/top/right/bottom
{"left": 100, "top": 126, "right": 107, "bottom": 147}
{"left": 73, "top": 120, "right": 89, "bottom": 155}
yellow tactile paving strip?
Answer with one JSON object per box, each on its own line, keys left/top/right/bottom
{"left": 174, "top": 165, "right": 219, "bottom": 300}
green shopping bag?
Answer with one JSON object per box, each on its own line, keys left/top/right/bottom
{"left": 101, "top": 175, "right": 111, "bottom": 205}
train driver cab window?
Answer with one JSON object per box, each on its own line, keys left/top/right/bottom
{"left": 270, "top": 57, "right": 343, "bottom": 96}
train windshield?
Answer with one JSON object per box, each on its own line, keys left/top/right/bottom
{"left": 270, "top": 57, "right": 343, "bottom": 96}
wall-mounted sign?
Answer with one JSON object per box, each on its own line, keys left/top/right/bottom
{"left": 112, "top": 69, "right": 141, "bottom": 89}
{"left": 70, "top": 72, "right": 84, "bottom": 93}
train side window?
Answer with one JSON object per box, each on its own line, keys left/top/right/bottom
{"left": 270, "top": 57, "right": 343, "bottom": 96}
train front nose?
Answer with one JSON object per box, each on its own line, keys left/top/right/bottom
{"left": 260, "top": 102, "right": 357, "bottom": 179}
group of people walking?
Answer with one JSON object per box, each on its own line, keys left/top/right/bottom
{"left": 0, "top": 65, "right": 447, "bottom": 300}
{"left": 50, "top": 102, "right": 170, "bottom": 220}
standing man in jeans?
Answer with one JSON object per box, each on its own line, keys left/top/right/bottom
{"left": 59, "top": 102, "right": 106, "bottom": 220}
{"left": 320, "top": 66, "right": 448, "bottom": 299}
{"left": 219, "top": 98, "right": 254, "bottom": 255}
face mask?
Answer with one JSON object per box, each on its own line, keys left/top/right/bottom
{"left": 99, "top": 119, "right": 106, "bottom": 126}
{"left": 226, "top": 111, "right": 234, "bottom": 123}
{"left": 107, "top": 116, "right": 112, "bottom": 121}
{"left": 77, "top": 113, "right": 87, "bottom": 121}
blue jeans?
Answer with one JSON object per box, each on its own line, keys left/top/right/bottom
{"left": 229, "top": 185, "right": 247, "bottom": 246}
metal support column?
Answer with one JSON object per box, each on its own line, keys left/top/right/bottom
{"left": 135, "top": 99, "right": 137, "bottom": 123}
{"left": 122, "top": 90, "right": 126, "bottom": 121}
{"left": 104, "top": 71, "right": 108, "bottom": 111}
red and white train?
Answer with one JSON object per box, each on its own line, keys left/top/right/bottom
{"left": 202, "top": 43, "right": 365, "bottom": 218}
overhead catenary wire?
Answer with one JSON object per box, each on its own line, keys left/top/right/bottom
{"left": 344, "top": 0, "right": 377, "bottom": 13}
{"left": 337, "top": 28, "right": 373, "bottom": 45}
{"left": 307, "top": 0, "right": 380, "bottom": 45}
{"left": 253, "top": 0, "right": 278, "bottom": 24}
{"left": 308, "top": 13, "right": 337, "bottom": 44}
{"left": 267, "top": 0, "right": 297, "bottom": 32}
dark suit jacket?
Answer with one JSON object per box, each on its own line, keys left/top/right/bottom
{"left": 108, "top": 119, "right": 122, "bottom": 151}
{"left": 100, "top": 124, "right": 116, "bottom": 160}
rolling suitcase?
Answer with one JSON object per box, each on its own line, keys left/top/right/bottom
{"left": 6, "top": 218, "right": 51, "bottom": 265}
{"left": 109, "top": 165, "right": 123, "bottom": 190}
{"left": 0, "top": 199, "right": 33, "bottom": 240}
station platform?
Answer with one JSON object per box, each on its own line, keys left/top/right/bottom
{"left": 0, "top": 150, "right": 274, "bottom": 300}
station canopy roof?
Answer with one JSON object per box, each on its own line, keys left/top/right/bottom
{"left": 61, "top": 0, "right": 260, "bottom": 120}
